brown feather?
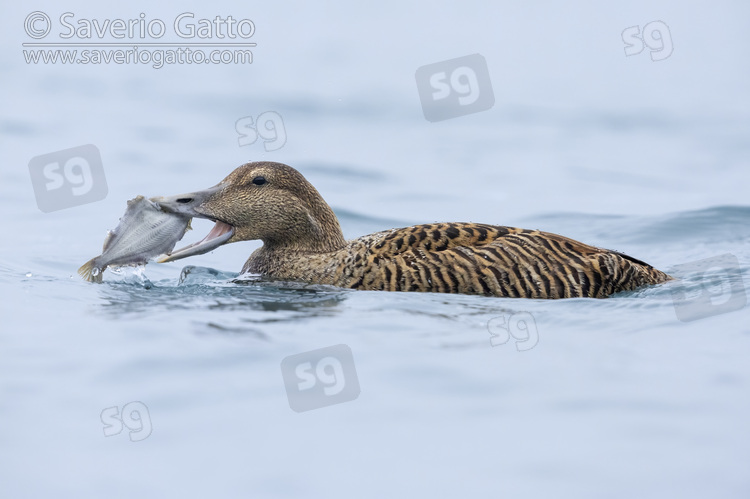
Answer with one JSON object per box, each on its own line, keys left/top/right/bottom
{"left": 166, "top": 162, "right": 673, "bottom": 299}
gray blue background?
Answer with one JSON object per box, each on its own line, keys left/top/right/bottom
{"left": 1, "top": 1, "right": 749, "bottom": 498}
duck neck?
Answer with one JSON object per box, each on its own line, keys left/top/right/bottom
{"left": 264, "top": 202, "right": 346, "bottom": 254}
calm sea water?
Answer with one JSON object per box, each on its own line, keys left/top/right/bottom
{"left": 2, "top": 2, "right": 749, "bottom": 498}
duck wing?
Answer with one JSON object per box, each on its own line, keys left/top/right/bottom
{"left": 343, "top": 223, "right": 670, "bottom": 298}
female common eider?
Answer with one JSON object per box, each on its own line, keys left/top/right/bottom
{"left": 153, "top": 161, "right": 672, "bottom": 299}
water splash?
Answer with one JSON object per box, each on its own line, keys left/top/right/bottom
{"left": 108, "top": 264, "right": 153, "bottom": 289}
{"left": 178, "top": 265, "right": 238, "bottom": 285}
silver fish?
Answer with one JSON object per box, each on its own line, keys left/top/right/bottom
{"left": 78, "top": 195, "right": 192, "bottom": 283}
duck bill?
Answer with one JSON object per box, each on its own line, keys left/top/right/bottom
{"left": 156, "top": 221, "right": 234, "bottom": 263}
{"left": 150, "top": 184, "right": 235, "bottom": 263}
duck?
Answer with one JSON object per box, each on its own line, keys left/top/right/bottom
{"left": 153, "top": 161, "right": 672, "bottom": 299}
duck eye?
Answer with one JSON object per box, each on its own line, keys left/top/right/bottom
{"left": 251, "top": 176, "right": 266, "bottom": 186}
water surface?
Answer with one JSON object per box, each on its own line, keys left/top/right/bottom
{"left": 2, "top": 2, "right": 749, "bottom": 498}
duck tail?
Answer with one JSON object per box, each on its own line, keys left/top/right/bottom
{"left": 612, "top": 250, "right": 673, "bottom": 284}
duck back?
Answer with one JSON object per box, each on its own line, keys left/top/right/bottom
{"left": 246, "top": 222, "right": 671, "bottom": 299}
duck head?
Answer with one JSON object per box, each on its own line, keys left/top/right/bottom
{"left": 153, "top": 161, "right": 346, "bottom": 262}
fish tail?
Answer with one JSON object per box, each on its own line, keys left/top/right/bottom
{"left": 78, "top": 258, "right": 104, "bottom": 283}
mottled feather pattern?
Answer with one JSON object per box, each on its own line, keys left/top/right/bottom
{"left": 155, "top": 161, "right": 671, "bottom": 299}
{"left": 243, "top": 222, "right": 671, "bottom": 298}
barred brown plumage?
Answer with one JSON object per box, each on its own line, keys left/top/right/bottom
{"left": 154, "top": 161, "right": 672, "bottom": 298}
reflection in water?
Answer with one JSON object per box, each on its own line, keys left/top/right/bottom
{"left": 198, "top": 321, "right": 269, "bottom": 340}
{"left": 92, "top": 259, "right": 713, "bottom": 347}
{"left": 96, "top": 266, "right": 350, "bottom": 326}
